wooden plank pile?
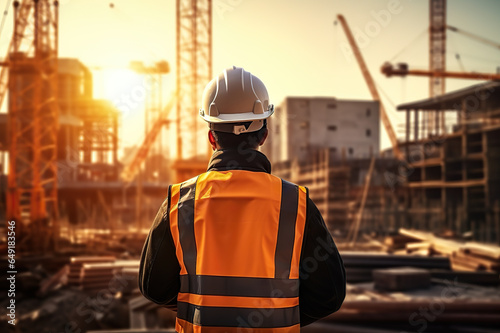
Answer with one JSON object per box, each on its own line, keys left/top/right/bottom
{"left": 383, "top": 234, "right": 418, "bottom": 252}
{"left": 80, "top": 262, "right": 117, "bottom": 292}
{"left": 68, "top": 256, "right": 116, "bottom": 288}
{"left": 396, "top": 229, "right": 500, "bottom": 274}
{"left": 67, "top": 256, "right": 140, "bottom": 293}
{"left": 451, "top": 242, "right": 500, "bottom": 272}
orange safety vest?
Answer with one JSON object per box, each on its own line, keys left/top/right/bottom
{"left": 168, "top": 170, "right": 308, "bottom": 332}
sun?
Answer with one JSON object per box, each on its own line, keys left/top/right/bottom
{"left": 99, "top": 68, "right": 146, "bottom": 113}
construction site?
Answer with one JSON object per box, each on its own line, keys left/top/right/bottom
{"left": 0, "top": 0, "right": 500, "bottom": 332}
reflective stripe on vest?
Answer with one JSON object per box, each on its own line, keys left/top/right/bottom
{"left": 169, "top": 170, "right": 307, "bottom": 332}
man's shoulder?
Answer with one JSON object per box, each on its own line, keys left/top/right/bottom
{"left": 171, "top": 172, "right": 308, "bottom": 195}
{"left": 170, "top": 174, "right": 200, "bottom": 189}
{"left": 277, "top": 177, "right": 308, "bottom": 193}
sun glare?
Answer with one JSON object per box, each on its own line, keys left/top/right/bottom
{"left": 100, "top": 68, "right": 146, "bottom": 113}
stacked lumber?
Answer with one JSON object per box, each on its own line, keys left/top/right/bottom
{"left": 403, "top": 241, "right": 433, "bottom": 256}
{"left": 68, "top": 256, "right": 116, "bottom": 287}
{"left": 81, "top": 262, "right": 121, "bottom": 292}
{"left": 399, "top": 229, "right": 500, "bottom": 274}
{"left": 80, "top": 260, "right": 140, "bottom": 293}
{"left": 451, "top": 242, "right": 500, "bottom": 273}
{"left": 383, "top": 234, "right": 417, "bottom": 252}
{"left": 399, "top": 229, "right": 462, "bottom": 255}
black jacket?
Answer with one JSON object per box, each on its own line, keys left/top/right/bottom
{"left": 139, "top": 149, "right": 346, "bottom": 326}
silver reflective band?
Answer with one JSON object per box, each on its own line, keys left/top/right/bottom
{"left": 209, "top": 119, "right": 265, "bottom": 135}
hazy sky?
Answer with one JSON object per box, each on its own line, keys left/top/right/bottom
{"left": 0, "top": 0, "right": 499, "bottom": 152}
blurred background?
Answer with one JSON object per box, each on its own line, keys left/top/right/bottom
{"left": 0, "top": 0, "right": 500, "bottom": 332}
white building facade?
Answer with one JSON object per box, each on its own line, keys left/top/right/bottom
{"left": 263, "top": 97, "right": 380, "bottom": 163}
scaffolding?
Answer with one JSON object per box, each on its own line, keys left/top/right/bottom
{"left": 273, "top": 149, "right": 403, "bottom": 236}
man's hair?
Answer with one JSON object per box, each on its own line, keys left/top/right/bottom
{"left": 212, "top": 120, "right": 267, "bottom": 150}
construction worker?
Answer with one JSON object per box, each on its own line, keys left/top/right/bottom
{"left": 139, "top": 66, "right": 346, "bottom": 332}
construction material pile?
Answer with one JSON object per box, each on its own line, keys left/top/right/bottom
{"left": 68, "top": 256, "right": 116, "bottom": 291}
{"left": 451, "top": 242, "right": 500, "bottom": 272}
{"left": 68, "top": 256, "right": 139, "bottom": 293}
{"left": 392, "top": 229, "right": 500, "bottom": 274}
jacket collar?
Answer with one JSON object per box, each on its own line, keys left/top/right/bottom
{"left": 207, "top": 149, "right": 272, "bottom": 174}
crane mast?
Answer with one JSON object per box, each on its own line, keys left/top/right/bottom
{"left": 176, "top": 0, "right": 212, "bottom": 160}
{"left": 7, "top": 0, "right": 59, "bottom": 250}
{"left": 429, "top": 0, "right": 447, "bottom": 134}
{"left": 121, "top": 0, "right": 214, "bottom": 184}
{"left": 0, "top": 0, "right": 32, "bottom": 110}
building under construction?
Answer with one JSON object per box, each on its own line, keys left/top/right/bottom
{"left": 263, "top": 96, "right": 404, "bottom": 236}
{"left": 397, "top": 80, "right": 500, "bottom": 244}
{"left": 262, "top": 83, "right": 500, "bottom": 245}
{"left": 0, "top": 55, "right": 169, "bottom": 251}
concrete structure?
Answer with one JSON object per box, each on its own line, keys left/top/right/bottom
{"left": 263, "top": 97, "right": 380, "bottom": 163}
{"left": 397, "top": 81, "right": 500, "bottom": 244}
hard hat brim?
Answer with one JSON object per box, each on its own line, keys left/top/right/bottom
{"left": 200, "top": 108, "right": 274, "bottom": 124}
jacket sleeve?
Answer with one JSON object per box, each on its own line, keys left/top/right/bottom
{"left": 138, "top": 186, "right": 180, "bottom": 310}
{"left": 298, "top": 195, "right": 346, "bottom": 326}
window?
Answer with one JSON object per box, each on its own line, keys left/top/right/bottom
{"left": 366, "top": 129, "right": 371, "bottom": 137}
{"left": 348, "top": 148, "right": 354, "bottom": 155}
{"left": 327, "top": 125, "right": 337, "bottom": 131}
{"left": 366, "top": 108, "right": 371, "bottom": 117}
{"left": 327, "top": 103, "right": 337, "bottom": 109}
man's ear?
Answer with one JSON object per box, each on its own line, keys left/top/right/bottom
{"left": 258, "top": 129, "right": 268, "bottom": 146}
{"left": 208, "top": 130, "right": 217, "bottom": 150}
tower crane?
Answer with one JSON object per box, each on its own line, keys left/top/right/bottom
{"left": 381, "top": 62, "right": 500, "bottom": 81}
{"left": 381, "top": 21, "right": 500, "bottom": 80}
{"left": 0, "top": 0, "right": 32, "bottom": 110}
{"left": 428, "top": 0, "right": 446, "bottom": 134}
{"left": 381, "top": 0, "right": 500, "bottom": 134}
{"left": 121, "top": 0, "right": 213, "bottom": 184}
{"left": 7, "top": 0, "right": 59, "bottom": 251}
{"left": 335, "top": 14, "right": 403, "bottom": 160}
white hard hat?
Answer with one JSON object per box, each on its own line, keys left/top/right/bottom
{"left": 199, "top": 66, "right": 274, "bottom": 135}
